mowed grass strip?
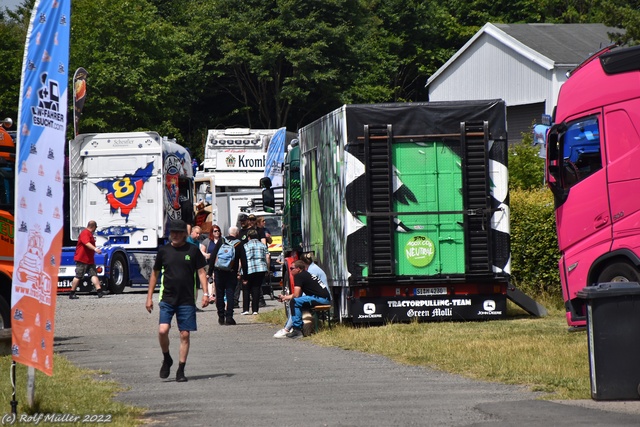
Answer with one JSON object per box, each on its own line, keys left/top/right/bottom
{"left": 0, "top": 354, "right": 145, "bottom": 426}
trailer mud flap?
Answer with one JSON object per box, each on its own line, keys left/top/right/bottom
{"left": 350, "top": 295, "right": 507, "bottom": 323}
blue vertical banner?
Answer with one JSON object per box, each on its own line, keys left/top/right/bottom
{"left": 264, "top": 127, "right": 286, "bottom": 188}
{"left": 11, "top": 0, "right": 70, "bottom": 376}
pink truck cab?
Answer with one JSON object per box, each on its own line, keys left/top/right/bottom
{"left": 546, "top": 44, "right": 640, "bottom": 327}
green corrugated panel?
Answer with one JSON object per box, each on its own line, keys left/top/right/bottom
{"left": 393, "top": 141, "right": 465, "bottom": 276}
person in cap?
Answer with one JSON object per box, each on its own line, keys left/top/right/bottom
{"left": 146, "top": 219, "right": 209, "bottom": 382}
{"left": 237, "top": 213, "right": 250, "bottom": 242}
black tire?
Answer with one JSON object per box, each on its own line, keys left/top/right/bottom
{"left": 108, "top": 253, "right": 129, "bottom": 294}
{"left": 597, "top": 262, "right": 640, "bottom": 284}
{"left": 0, "top": 295, "right": 10, "bottom": 329}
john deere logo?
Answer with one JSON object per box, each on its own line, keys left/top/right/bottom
{"left": 405, "top": 235, "right": 435, "bottom": 267}
{"left": 226, "top": 155, "right": 236, "bottom": 167}
{"left": 363, "top": 303, "right": 376, "bottom": 314}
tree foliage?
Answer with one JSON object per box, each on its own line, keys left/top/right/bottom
{"left": 0, "top": 0, "right": 638, "bottom": 151}
{"left": 509, "top": 134, "right": 546, "bottom": 191}
{"left": 69, "top": 0, "right": 191, "bottom": 139}
{"left": 0, "top": 0, "right": 32, "bottom": 123}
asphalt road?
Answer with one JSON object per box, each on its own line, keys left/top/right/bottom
{"left": 53, "top": 289, "right": 640, "bottom": 426}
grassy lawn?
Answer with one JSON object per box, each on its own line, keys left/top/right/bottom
{"left": 0, "top": 355, "right": 145, "bottom": 426}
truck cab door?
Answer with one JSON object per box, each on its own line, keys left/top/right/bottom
{"left": 604, "top": 102, "right": 640, "bottom": 253}
{"left": 551, "top": 115, "right": 610, "bottom": 291}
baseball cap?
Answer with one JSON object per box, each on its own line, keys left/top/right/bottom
{"left": 238, "top": 213, "right": 249, "bottom": 221}
{"left": 169, "top": 219, "right": 188, "bottom": 232}
{"left": 248, "top": 214, "right": 256, "bottom": 220}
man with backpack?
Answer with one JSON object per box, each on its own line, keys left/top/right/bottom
{"left": 207, "top": 226, "right": 247, "bottom": 325}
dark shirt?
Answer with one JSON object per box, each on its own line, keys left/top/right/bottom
{"left": 256, "top": 227, "right": 267, "bottom": 241}
{"left": 207, "top": 235, "right": 248, "bottom": 279}
{"left": 239, "top": 226, "right": 251, "bottom": 245}
{"left": 154, "top": 242, "right": 207, "bottom": 306}
{"left": 180, "top": 199, "right": 195, "bottom": 226}
{"left": 293, "top": 270, "right": 330, "bottom": 299}
{"left": 239, "top": 226, "right": 265, "bottom": 244}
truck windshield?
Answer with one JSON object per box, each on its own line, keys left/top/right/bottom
{"left": 0, "top": 163, "right": 14, "bottom": 212}
{"left": 559, "top": 117, "right": 602, "bottom": 189}
{"left": 263, "top": 216, "right": 282, "bottom": 237}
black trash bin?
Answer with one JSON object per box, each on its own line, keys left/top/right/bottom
{"left": 577, "top": 282, "right": 640, "bottom": 401}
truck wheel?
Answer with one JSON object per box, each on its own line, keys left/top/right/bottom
{"left": 108, "top": 253, "right": 129, "bottom": 294}
{"left": 0, "top": 295, "right": 10, "bottom": 329}
{"left": 597, "top": 262, "right": 640, "bottom": 284}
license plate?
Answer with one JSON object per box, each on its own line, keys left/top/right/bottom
{"left": 414, "top": 287, "right": 447, "bottom": 296}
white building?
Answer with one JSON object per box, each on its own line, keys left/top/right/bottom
{"left": 426, "top": 23, "right": 624, "bottom": 142}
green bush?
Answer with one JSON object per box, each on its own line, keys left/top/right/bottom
{"left": 508, "top": 136, "right": 545, "bottom": 191}
{"left": 509, "top": 188, "right": 562, "bottom": 300}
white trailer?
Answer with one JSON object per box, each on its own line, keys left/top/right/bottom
{"left": 202, "top": 128, "right": 280, "bottom": 192}
{"left": 58, "top": 131, "right": 194, "bottom": 293}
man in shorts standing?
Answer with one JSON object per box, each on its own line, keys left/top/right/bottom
{"left": 69, "top": 220, "right": 108, "bottom": 299}
{"left": 146, "top": 219, "right": 210, "bottom": 382}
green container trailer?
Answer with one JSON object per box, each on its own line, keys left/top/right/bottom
{"left": 294, "top": 100, "right": 511, "bottom": 323}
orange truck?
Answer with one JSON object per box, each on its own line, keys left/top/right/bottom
{"left": 0, "top": 118, "right": 15, "bottom": 329}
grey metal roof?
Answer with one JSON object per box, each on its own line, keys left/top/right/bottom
{"left": 494, "top": 23, "right": 624, "bottom": 65}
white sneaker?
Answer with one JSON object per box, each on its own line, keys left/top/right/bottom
{"left": 241, "top": 311, "right": 250, "bottom": 315}
{"left": 273, "top": 328, "right": 289, "bottom": 338}
{"left": 252, "top": 312, "right": 259, "bottom": 315}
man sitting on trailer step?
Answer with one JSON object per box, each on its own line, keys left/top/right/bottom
{"left": 277, "top": 260, "right": 331, "bottom": 338}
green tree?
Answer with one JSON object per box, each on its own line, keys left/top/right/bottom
{"left": 2, "top": 0, "right": 638, "bottom": 143}
{"left": 191, "top": 0, "right": 366, "bottom": 129}
{"left": 70, "top": 0, "right": 192, "bottom": 141}
{"left": 345, "top": 0, "right": 467, "bottom": 103}
{"left": 0, "top": 0, "right": 33, "bottom": 121}
{"left": 508, "top": 133, "right": 545, "bottom": 191}
{"left": 599, "top": 0, "right": 640, "bottom": 45}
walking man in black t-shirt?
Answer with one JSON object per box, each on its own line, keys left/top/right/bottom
{"left": 277, "top": 260, "right": 331, "bottom": 339}
{"left": 146, "top": 219, "right": 209, "bottom": 382}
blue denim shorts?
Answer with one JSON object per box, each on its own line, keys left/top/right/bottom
{"left": 159, "top": 301, "right": 197, "bottom": 331}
